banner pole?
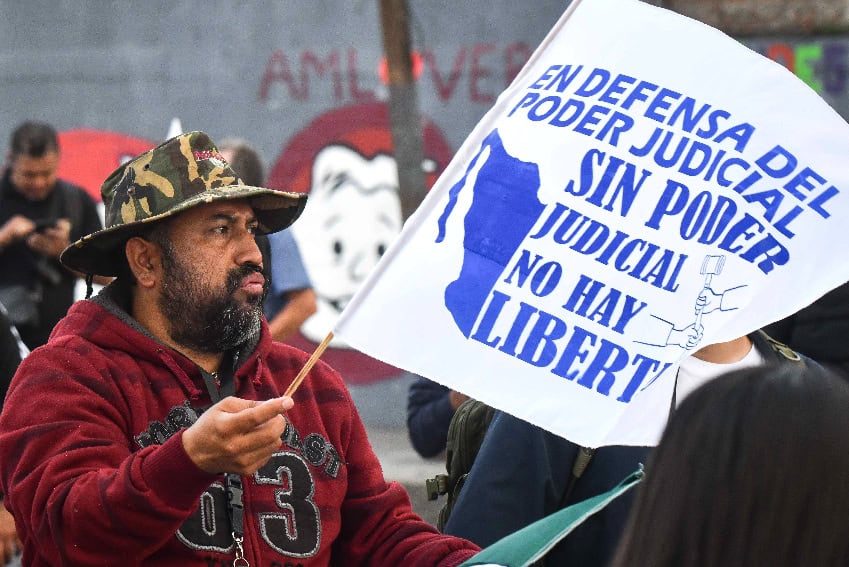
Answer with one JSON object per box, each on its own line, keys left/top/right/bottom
{"left": 283, "top": 331, "right": 335, "bottom": 397}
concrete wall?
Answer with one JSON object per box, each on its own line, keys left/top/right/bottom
{"left": 2, "top": 1, "right": 847, "bottom": 156}
{"left": 0, "top": 1, "right": 569, "bottom": 157}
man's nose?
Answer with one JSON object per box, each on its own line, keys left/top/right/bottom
{"left": 32, "top": 174, "right": 50, "bottom": 190}
{"left": 236, "top": 230, "right": 264, "bottom": 268}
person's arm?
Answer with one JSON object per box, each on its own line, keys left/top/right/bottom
{"left": 25, "top": 218, "right": 70, "bottom": 260}
{"left": 691, "top": 335, "right": 753, "bottom": 363}
{"left": 267, "top": 287, "right": 316, "bottom": 342}
{"left": 0, "top": 345, "right": 222, "bottom": 564}
{"left": 407, "top": 377, "right": 458, "bottom": 458}
{"left": 265, "top": 230, "right": 314, "bottom": 342}
{"left": 0, "top": 502, "right": 18, "bottom": 564}
{"left": 0, "top": 215, "right": 35, "bottom": 251}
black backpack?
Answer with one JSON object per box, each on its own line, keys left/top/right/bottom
{"left": 425, "top": 399, "right": 495, "bottom": 530}
{"left": 425, "top": 399, "right": 594, "bottom": 531}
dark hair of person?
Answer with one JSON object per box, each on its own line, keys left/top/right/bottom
{"left": 10, "top": 121, "right": 59, "bottom": 158}
{"left": 611, "top": 363, "right": 849, "bottom": 567}
{"left": 218, "top": 138, "right": 264, "bottom": 187}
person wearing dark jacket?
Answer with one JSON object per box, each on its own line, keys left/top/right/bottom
{"left": 444, "top": 331, "right": 811, "bottom": 567}
{"left": 0, "top": 121, "right": 104, "bottom": 349}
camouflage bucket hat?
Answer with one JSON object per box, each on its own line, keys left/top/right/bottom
{"left": 60, "top": 131, "right": 307, "bottom": 277}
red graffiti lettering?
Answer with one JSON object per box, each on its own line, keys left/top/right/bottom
{"left": 259, "top": 48, "right": 374, "bottom": 103}
{"left": 258, "top": 50, "right": 302, "bottom": 100}
{"left": 301, "top": 51, "right": 343, "bottom": 100}
{"left": 259, "top": 43, "right": 535, "bottom": 104}
{"left": 426, "top": 48, "right": 467, "bottom": 102}
{"left": 470, "top": 43, "right": 497, "bottom": 104}
{"left": 505, "top": 42, "right": 533, "bottom": 85}
{"left": 348, "top": 49, "right": 376, "bottom": 103}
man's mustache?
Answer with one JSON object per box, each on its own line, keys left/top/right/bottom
{"left": 227, "top": 263, "right": 266, "bottom": 295}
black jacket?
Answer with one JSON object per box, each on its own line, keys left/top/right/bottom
{"left": 763, "top": 282, "right": 849, "bottom": 379}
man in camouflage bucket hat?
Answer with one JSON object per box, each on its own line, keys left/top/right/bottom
{"left": 0, "top": 131, "right": 480, "bottom": 566}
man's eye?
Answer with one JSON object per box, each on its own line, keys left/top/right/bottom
{"left": 248, "top": 225, "right": 259, "bottom": 235}
{"left": 213, "top": 225, "right": 229, "bottom": 234}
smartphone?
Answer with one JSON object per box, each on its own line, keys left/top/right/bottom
{"left": 33, "top": 219, "right": 58, "bottom": 233}
{"left": 34, "top": 219, "right": 56, "bottom": 232}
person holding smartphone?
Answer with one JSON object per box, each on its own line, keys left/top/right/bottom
{"left": 0, "top": 121, "right": 104, "bottom": 349}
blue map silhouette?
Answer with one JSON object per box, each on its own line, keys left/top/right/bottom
{"left": 436, "top": 129, "right": 545, "bottom": 337}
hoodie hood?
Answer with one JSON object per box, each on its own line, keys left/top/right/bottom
{"left": 49, "top": 279, "right": 265, "bottom": 399}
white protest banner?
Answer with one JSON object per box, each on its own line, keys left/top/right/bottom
{"left": 333, "top": 0, "right": 849, "bottom": 447}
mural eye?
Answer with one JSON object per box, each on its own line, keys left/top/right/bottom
{"left": 333, "top": 240, "right": 344, "bottom": 258}
{"left": 376, "top": 243, "right": 387, "bottom": 257}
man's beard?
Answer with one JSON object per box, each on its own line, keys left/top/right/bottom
{"left": 158, "top": 243, "right": 266, "bottom": 354}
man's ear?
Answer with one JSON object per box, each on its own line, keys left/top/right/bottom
{"left": 125, "top": 236, "right": 160, "bottom": 288}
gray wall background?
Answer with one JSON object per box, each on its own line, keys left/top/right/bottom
{"left": 0, "top": 1, "right": 571, "bottom": 158}
{"left": 2, "top": 2, "right": 849, "bottom": 158}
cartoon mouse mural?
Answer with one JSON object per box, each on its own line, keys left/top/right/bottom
{"left": 267, "top": 102, "right": 454, "bottom": 383}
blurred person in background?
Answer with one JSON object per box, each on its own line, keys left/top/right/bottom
{"left": 407, "top": 376, "right": 469, "bottom": 458}
{"left": 0, "top": 121, "right": 104, "bottom": 349}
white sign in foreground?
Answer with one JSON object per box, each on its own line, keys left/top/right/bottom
{"left": 334, "top": 0, "right": 849, "bottom": 447}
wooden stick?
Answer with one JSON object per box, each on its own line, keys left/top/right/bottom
{"left": 284, "top": 331, "right": 334, "bottom": 397}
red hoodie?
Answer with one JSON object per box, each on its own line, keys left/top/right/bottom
{"left": 0, "top": 289, "right": 479, "bottom": 566}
